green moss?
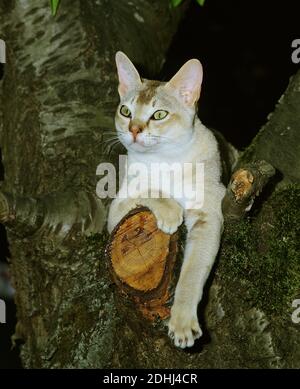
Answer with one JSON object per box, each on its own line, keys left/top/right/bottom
{"left": 219, "top": 185, "right": 300, "bottom": 318}
{"left": 85, "top": 231, "right": 109, "bottom": 255}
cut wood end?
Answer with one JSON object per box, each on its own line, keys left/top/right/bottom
{"left": 107, "top": 208, "right": 179, "bottom": 322}
{"left": 231, "top": 169, "right": 254, "bottom": 201}
{"left": 110, "top": 210, "right": 170, "bottom": 292}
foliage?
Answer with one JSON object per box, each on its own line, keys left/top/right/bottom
{"left": 50, "top": 0, "right": 205, "bottom": 17}
{"left": 50, "top": 0, "right": 60, "bottom": 16}
{"left": 171, "top": 0, "right": 205, "bottom": 7}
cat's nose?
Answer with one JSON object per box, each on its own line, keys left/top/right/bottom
{"left": 129, "top": 123, "right": 144, "bottom": 141}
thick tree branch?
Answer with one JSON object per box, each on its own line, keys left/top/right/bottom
{"left": 222, "top": 160, "right": 275, "bottom": 220}
{"left": 0, "top": 0, "right": 185, "bottom": 368}
{"left": 0, "top": 189, "right": 105, "bottom": 238}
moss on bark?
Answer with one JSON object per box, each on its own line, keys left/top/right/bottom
{"left": 219, "top": 185, "right": 300, "bottom": 318}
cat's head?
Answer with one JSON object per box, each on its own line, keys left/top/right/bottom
{"left": 114, "top": 51, "right": 203, "bottom": 153}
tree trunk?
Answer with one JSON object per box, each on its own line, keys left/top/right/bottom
{"left": 0, "top": 0, "right": 183, "bottom": 368}
{"left": 1, "top": 0, "right": 299, "bottom": 369}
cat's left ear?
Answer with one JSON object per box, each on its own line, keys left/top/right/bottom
{"left": 165, "top": 59, "right": 203, "bottom": 107}
{"left": 115, "top": 51, "right": 142, "bottom": 98}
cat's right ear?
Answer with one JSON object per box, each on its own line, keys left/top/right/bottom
{"left": 115, "top": 51, "right": 142, "bottom": 98}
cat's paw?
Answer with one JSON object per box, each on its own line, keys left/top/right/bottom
{"left": 107, "top": 209, "right": 124, "bottom": 234}
{"left": 168, "top": 305, "right": 202, "bottom": 349}
{"left": 107, "top": 199, "right": 136, "bottom": 234}
{"left": 152, "top": 202, "right": 183, "bottom": 234}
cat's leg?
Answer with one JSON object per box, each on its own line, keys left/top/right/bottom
{"left": 140, "top": 198, "right": 183, "bottom": 234}
{"left": 107, "top": 197, "right": 138, "bottom": 233}
{"left": 107, "top": 197, "right": 183, "bottom": 234}
{"left": 168, "top": 208, "right": 223, "bottom": 348}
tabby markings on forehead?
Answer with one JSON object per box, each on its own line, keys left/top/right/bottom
{"left": 137, "top": 80, "right": 162, "bottom": 105}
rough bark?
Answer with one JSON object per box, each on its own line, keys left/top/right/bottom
{"left": 0, "top": 0, "right": 299, "bottom": 369}
{"left": 0, "top": 0, "right": 183, "bottom": 368}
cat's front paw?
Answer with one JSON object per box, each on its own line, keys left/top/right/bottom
{"left": 168, "top": 305, "right": 202, "bottom": 349}
{"left": 152, "top": 201, "right": 183, "bottom": 234}
{"left": 107, "top": 199, "right": 136, "bottom": 234}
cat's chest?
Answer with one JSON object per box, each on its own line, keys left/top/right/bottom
{"left": 124, "top": 153, "right": 204, "bottom": 206}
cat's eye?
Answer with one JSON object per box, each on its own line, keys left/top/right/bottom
{"left": 151, "top": 110, "right": 169, "bottom": 120}
{"left": 120, "top": 105, "right": 132, "bottom": 118}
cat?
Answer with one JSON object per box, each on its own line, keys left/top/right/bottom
{"left": 107, "top": 51, "right": 226, "bottom": 349}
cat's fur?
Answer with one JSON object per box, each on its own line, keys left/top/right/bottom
{"left": 108, "top": 51, "right": 225, "bottom": 348}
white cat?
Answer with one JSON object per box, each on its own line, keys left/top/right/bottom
{"left": 107, "top": 51, "right": 226, "bottom": 348}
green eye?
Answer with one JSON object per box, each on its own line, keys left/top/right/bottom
{"left": 152, "top": 110, "right": 168, "bottom": 120}
{"left": 120, "top": 105, "right": 132, "bottom": 118}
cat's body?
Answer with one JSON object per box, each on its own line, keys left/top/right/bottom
{"left": 108, "top": 52, "right": 225, "bottom": 348}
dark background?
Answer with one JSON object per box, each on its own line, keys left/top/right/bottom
{"left": 160, "top": 0, "right": 300, "bottom": 148}
{"left": 0, "top": 0, "right": 299, "bottom": 368}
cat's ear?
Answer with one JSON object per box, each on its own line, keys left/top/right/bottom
{"left": 115, "top": 51, "right": 142, "bottom": 98}
{"left": 166, "top": 59, "right": 203, "bottom": 107}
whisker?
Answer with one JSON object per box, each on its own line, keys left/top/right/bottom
{"left": 96, "top": 133, "right": 122, "bottom": 147}
{"left": 147, "top": 134, "right": 181, "bottom": 144}
{"left": 102, "top": 132, "right": 119, "bottom": 136}
{"left": 148, "top": 135, "right": 170, "bottom": 140}
{"left": 102, "top": 139, "right": 120, "bottom": 152}
{"left": 105, "top": 140, "right": 123, "bottom": 157}
{"left": 101, "top": 137, "right": 120, "bottom": 144}
{"left": 102, "top": 143, "right": 118, "bottom": 150}
{"left": 103, "top": 130, "right": 127, "bottom": 135}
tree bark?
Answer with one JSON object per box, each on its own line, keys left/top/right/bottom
{"left": 0, "top": 0, "right": 183, "bottom": 368}
{"left": 0, "top": 0, "right": 299, "bottom": 369}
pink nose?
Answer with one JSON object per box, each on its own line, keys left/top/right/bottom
{"left": 129, "top": 125, "right": 144, "bottom": 141}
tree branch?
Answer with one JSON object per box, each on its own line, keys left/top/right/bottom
{"left": 222, "top": 160, "right": 275, "bottom": 220}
